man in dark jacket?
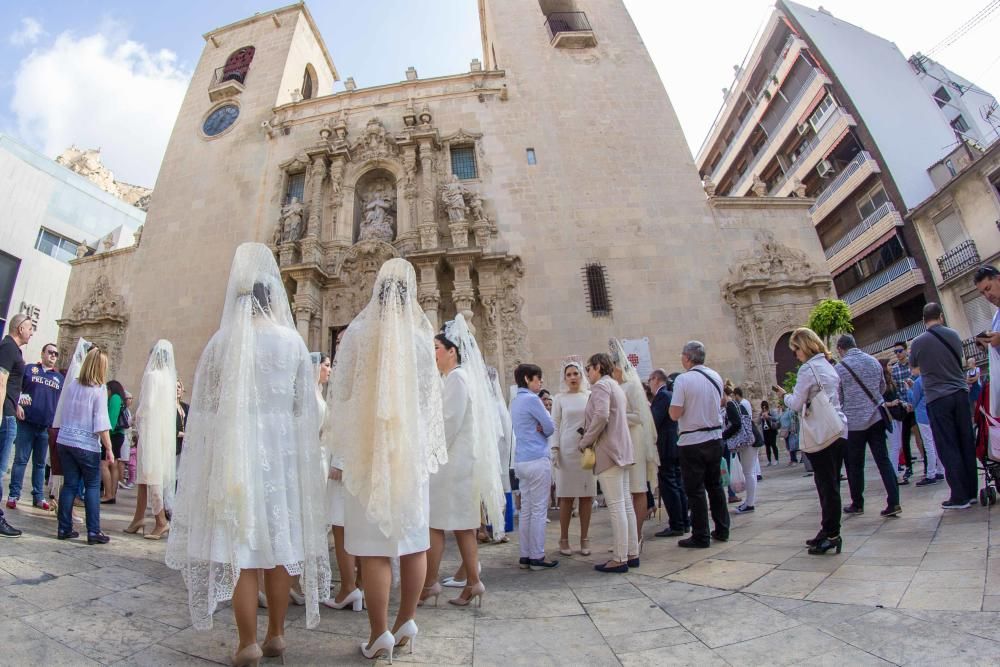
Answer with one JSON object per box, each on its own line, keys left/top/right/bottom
{"left": 649, "top": 369, "right": 689, "bottom": 537}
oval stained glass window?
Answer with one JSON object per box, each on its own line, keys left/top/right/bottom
{"left": 203, "top": 105, "right": 240, "bottom": 137}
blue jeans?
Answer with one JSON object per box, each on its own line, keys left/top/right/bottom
{"left": 57, "top": 444, "right": 102, "bottom": 536}
{"left": 0, "top": 416, "right": 17, "bottom": 510}
{"left": 9, "top": 422, "right": 48, "bottom": 503}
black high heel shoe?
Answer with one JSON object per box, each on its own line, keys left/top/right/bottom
{"left": 807, "top": 535, "right": 842, "bottom": 555}
{"left": 805, "top": 531, "right": 826, "bottom": 547}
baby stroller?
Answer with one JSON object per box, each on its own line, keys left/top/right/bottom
{"left": 973, "top": 377, "right": 1000, "bottom": 506}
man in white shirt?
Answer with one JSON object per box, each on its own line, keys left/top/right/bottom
{"left": 974, "top": 265, "right": 1000, "bottom": 417}
{"left": 669, "top": 341, "right": 730, "bottom": 548}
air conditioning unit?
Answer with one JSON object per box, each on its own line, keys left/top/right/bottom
{"left": 797, "top": 122, "right": 809, "bottom": 135}
{"left": 816, "top": 160, "right": 835, "bottom": 178}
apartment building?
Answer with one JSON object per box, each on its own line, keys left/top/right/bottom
{"left": 910, "top": 54, "right": 1000, "bottom": 150}
{"left": 696, "top": 1, "right": 984, "bottom": 355}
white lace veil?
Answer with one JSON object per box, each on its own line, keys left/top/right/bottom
{"left": 326, "top": 258, "right": 447, "bottom": 540}
{"left": 443, "top": 315, "right": 506, "bottom": 537}
{"left": 166, "top": 243, "right": 329, "bottom": 630}
{"left": 135, "top": 340, "right": 177, "bottom": 515}
{"left": 487, "top": 367, "right": 513, "bottom": 474}
{"left": 52, "top": 337, "right": 92, "bottom": 426}
{"left": 557, "top": 357, "right": 591, "bottom": 395}
{"left": 610, "top": 338, "right": 659, "bottom": 472}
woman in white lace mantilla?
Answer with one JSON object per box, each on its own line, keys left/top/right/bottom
{"left": 124, "top": 340, "right": 176, "bottom": 540}
{"left": 325, "top": 258, "right": 447, "bottom": 662}
{"left": 423, "top": 315, "right": 505, "bottom": 609}
{"left": 164, "top": 243, "right": 330, "bottom": 666}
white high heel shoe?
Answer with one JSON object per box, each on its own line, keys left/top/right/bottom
{"left": 288, "top": 588, "right": 305, "bottom": 606}
{"left": 441, "top": 562, "right": 482, "bottom": 588}
{"left": 322, "top": 587, "right": 364, "bottom": 611}
{"left": 361, "top": 630, "right": 394, "bottom": 663}
{"left": 393, "top": 619, "right": 418, "bottom": 654}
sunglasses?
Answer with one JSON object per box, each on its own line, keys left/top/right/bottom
{"left": 893, "top": 349, "right": 905, "bottom": 354}
{"left": 45, "top": 349, "right": 58, "bottom": 357}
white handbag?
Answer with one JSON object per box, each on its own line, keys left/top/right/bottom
{"left": 798, "top": 362, "right": 844, "bottom": 454}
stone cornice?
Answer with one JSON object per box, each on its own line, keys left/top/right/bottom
{"left": 708, "top": 196, "right": 815, "bottom": 210}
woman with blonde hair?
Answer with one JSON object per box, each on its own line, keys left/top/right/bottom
{"left": 52, "top": 346, "right": 114, "bottom": 544}
{"left": 124, "top": 340, "right": 177, "bottom": 540}
{"left": 551, "top": 358, "right": 594, "bottom": 556}
{"left": 774, "top": 327, "right": 847, "bottom": 556}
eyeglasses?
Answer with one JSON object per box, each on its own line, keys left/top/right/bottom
{"left": 45, "top": 350, "right": 59, "bottom": 357}
{"left": 893, "top": 349, "right": 905, "bottom": 354}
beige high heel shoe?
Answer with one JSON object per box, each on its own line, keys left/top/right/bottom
{"left": 231, "top": 643, "right": 262, "bottom": 667}
{"left": 447, "top": 581, "right": 485, "bottom": 608}
{"left": 417, "top": 582, "right": 441, "bottom": 607}
{"left": 261, "top": 635, "right": 286, "bottom": 664}
{"left": 580, "top": 538, "right": 591, "bottom": 556}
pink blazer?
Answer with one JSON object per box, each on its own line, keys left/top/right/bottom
{"left": 579, "top": 375, "right": 635, "bottom": 475}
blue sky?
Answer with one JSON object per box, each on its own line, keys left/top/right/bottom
{"left": 2, "top": 1, "right": 997, "bottom": 187}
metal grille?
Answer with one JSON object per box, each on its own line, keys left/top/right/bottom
{"left": 583, "top": 262, "right": 612, "bottom": 317}
{"left": 284, "top": 172, "right": 305, "bottom": 205}
{"left": 937, "top": 239, "right": 979, "bottom": 281}
{"left": 451, "top": 146, "right": 477, "bottom": 180}
{"left": 544, "top": 11, "right": 593, "bottom": 38}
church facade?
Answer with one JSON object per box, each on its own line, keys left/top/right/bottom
{"left": 61, "top": 0, "right": 833, "bottom": 397}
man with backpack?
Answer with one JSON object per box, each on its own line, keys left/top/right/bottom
{"left": 909, "top": 303, "right": 976, "bottom": 509}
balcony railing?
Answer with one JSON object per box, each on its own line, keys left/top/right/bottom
{"left": 824, "top": 202, "right": 897, "bottom": 259}
{"left": 963, "top": 338, "right": 989, "bottom": 366}
{"left": 544, "top": 12, "right": 594, "bottom": 43}
{"left": 809, "top": 151, "right": 874, "bottom": 214}
{"left": 937, "top": 239, "right": 980, "bottom": 281}
{"left": 861, "top": 321, "right": 925, "bottom": 356}
{"left": 211, "top": 66, "right": 248, "bottom": 87}
{"left": 771, "top": 106, "right": 850, "bottom": 195}
{"left": 842, "top": 257, "right": 919, "bottom": 305}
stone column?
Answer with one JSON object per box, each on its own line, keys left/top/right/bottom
{"left": 306, "top": 155, "right": 326, "bottom": 238}
{"left": 451, "top": 257, "right": 476, "bottom": 332}
{"left": 415, "top": 259, "right": 441, "bottom": 329}
{"left": 327, "top": 157, "right": 346, "bottom": 242}
{"left": 294, "top": 305, "right": 313, "bottom": 342}
{"left": 418, "top": 139, "right": 438, "bottom": 250}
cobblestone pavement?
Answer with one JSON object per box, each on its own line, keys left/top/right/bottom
{"left": 1, "top": 456, "right": 999, "bottom": 666}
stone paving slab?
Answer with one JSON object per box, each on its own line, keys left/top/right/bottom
{"left": 0, "top": 456, "right": 998, "bottom": 664}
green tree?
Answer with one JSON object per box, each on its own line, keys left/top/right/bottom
{"left": 807, "top": 299, "right": 854, "bottom": 346}
{"left": 782, "top": 369, "right": 798, "bottom": 394}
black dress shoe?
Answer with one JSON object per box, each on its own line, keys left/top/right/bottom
{"left": 57, "top": 530, "right": 80, "bottom": 540}
{"left": 655, "top": 527, "right": 685, "bottom": 537}
{"left": 880, "top": 505, "right": 902, "bottom": 517}
{"left": 843, "top": 504, "right": 864, "bottom": 515}
{"left": 0, "top": 516, "right": 22, "bottom": 538}
{"left": 678, "top": 537, "right": 710, "bottom": 549}
{"left": 528, "top": 558, "right": 558, "bottom": 570}
{"left": 627, "top": 557, "right": 640, "bottom": 568}
{"left": 807, "top": 535, "right": 842, "bottom": 555}
{"left": 595, "top": 561, "right": 629, "bottom": 573}
{"left": 87, "top": 532, "right": 110, "bottom": 545}
{"left": 518, "top": 557, "right": 530, "bottom": 569}
{"left": 711, "top": 530, "right": 729, "bottom": 542}
{"left": 100, "top": 498, "right": 116, "bottom": 505}
{"left": 805, "top": 531, "right": 826, "bottom": 547}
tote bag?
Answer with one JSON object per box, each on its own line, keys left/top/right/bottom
{"left": 798, "top": 362, "right": 844, "bottom": 454}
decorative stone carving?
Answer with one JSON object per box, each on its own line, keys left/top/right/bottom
{"left": 441, "top": 175, "right": 468, "bottom": 223}
{"left": 792, "top": 178, "right": 807, "bottom": 198}
{"left": 276, "top": 197, "right": 305, "bottom": 244}
{"left": 498, "top": 261, "right": 529, "bottom": 377}
{"left": 418, "top": 104, "right": 433, "bottom": 128}
{"left": 330, "top": 240, "right": 401, "bottom": 322}
{"left": 57, "top": 275, "right": 130, "bottom": 375}
{"left": 702, "top": 177, "right": 717, "bottom": 197}
{"left": 751, "top": 175, "right": 767, "bottom": 197}
{"left": 133, "top": 225, "right": 143, "bottom": 246}
{"left": 359, "top": 183, "right": 396, "bottom": 243}
{"left": 76, "top": 242, "right": 88, "bottom": 259}
{"left": 102, "top": 235, "right": 114, "bottom": 251}
{"left": 352, "top": 118, "right": 398, "bottom": 162}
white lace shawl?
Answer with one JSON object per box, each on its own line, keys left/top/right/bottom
{"left": 443, "top": 315, "right": 506, "bottom": 537}
{"left": 165, "top": 243, "right": 330, "bottom": 630}
{"left": 134, "top": 340, "right": 177, "bottom": 515}
{"left": 52, "top": 338, "right": 91, "bottom": 426}
{"left": 558, "top": 358, "right": 591, "bottom": 394}
{"left": 325, "top": 258, "right": 447, "bottom": 541}
{"left": 610, "top": 338, "right": 660, "bottom": 476}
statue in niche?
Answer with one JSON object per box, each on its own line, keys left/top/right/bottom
{"left": 468, "top": 190, "right": 486, "bottom": 223}
{"left": 277, "top": 197, "right": 305, "bottom": 243}
{"left": 441, "top": 175, "right": 468, "bottom": 223}
{"left": 358, "top": 181, "right": 396, "bottom": 243}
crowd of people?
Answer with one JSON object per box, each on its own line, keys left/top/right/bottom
{"left": 0, "top": 248, "right": 996, "bottom": 666}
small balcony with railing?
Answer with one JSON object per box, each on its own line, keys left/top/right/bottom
{"left": 209, "top": 66, "right": 248, "bottom": 102}
{"left": 937, "top": 239, "right": 981, "bottom": 282}
{"left": 544, "top": 12, "right": 597, "bottom": 48}
{"left": 824, "top": 202, "right": 904, "bottom": 274}
{"left": 861, "top": 321, "right": 925, "bottom": 357}
{"left": 963, "top": 337, "right": 989, "bottom": 366}
{"left": 771, "top": 107, "right": 856, "bottom": 197}
{"left": 842, "top": 257, "right": 925, "bottom": 318}
{"left": 809, "top": 151, "right": 881, "bottom": 223}
{"left": 731, "top": 70, "right": 830, "bottom": 197}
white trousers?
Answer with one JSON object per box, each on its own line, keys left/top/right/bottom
{"left": 597, "top": 465, "right": 639, "bottom": 562}
{"left": 738, "top": 448, "right": 758, "bottom": 507}
{"left": 918, "top": 422, "right": 944, "bottom": 478}
{"left": 888, "top": 420, "right": 904, "bottom": 478}
{"left": 515, "top": 458, "right": 552, "bottom": 560}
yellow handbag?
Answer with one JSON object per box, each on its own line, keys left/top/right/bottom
{"left": 581, "top": 445, "right": 596, "bottom": 471}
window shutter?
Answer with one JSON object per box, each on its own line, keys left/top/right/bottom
{"left": 934, "top": 211, "right": 966, "bottom": 251}
{"left": 963, "top": 292, "right": 994, "bottom": 336}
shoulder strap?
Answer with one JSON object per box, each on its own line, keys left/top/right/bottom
{"left": 689, "top": 368, "right": 722, "bottom": 397}
{"left": 840, "top": 358, "right": 880, "bottom": 407}
{"left": 926, "top": 327, "right": 964, "bottom": 369}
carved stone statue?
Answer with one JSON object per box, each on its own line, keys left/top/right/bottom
{"left": 751, "top": 174, "right": 767, "bottom": 197}
{"left": 278, "top": 197, "right": 305, "bottom": 243}
{"left": 468, "top": 190, "right": 486, "bottom": 223}
{"left": 441, "top": 175, "right": 468, "bottom": 223}
{"left": 359, "top": 188, "right": 396, "bottom": 242}
{"left": 76, "top": 242, "right": 88, "bottom": 259}
{"left": 792, "top": 178, "right": 808, "bottom": 198}
{"left": 702, "top": 177, "right": 717, "bottom": 197}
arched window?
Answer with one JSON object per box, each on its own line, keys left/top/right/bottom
{"left": 301, "top": 64, "right": 316, "bottom": 100}
{"left": 222, "top": 46, "right": 255, "bottom": 85}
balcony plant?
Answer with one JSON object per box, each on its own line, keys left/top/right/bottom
{"left": 807, "top": 298, "right": 854, "bottom": 348}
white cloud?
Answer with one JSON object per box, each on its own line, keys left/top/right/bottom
{"left": 10, "top": 29, "right": 191, "bottom": 187}
{"left": 9, "top": 17, "right": 44, "bottom": 46}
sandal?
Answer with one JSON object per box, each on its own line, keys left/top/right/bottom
{"left": 559, "top": 539, "right": 573, "bottom": 556}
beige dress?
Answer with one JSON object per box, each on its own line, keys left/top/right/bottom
{"left": 552, "top": 391, "right": 595, "bottom": 498}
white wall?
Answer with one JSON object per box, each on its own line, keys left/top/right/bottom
{"left": 0, "top": 135, "right": 144, "bottom": 361}
{"left": 915, "top": 57, "right": 1000, "bottom": 148}
{"left": 784, "top": 1, "right": 958, "bottom": 210}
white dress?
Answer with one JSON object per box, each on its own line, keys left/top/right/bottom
{"left": 622, "top": 379, "right": 650, "bottom": 494}
{"left": 321, "top": 390, "right": 346, "bottom": 527}
{"left": 429, "top": 366, "right": 480, "bottom": 530}
{"left": 553, "top": 391, "right": 595, "bottom": 498}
